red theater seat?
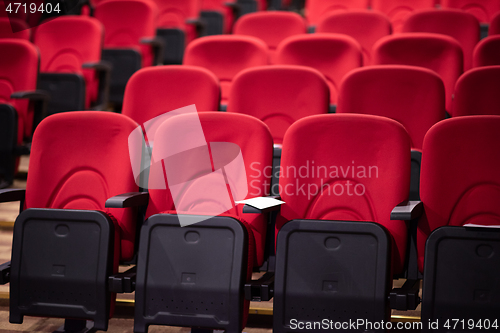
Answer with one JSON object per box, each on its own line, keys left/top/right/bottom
{"left": 452, "top": 66, "right": 500, "bottom": 117}
{"left": 0, "top": 111, "right": 141, "bottom": 331}
{"left": 273, "top": 114, "right": 411, "bottom": 332}
{"left": 418, "top": 115, "right": 500, "bottom": 324}
{"left": 184, "top": 35, "right": 268, "bottom": 108}
{"left": 371, "top": 0, "right": 436, "bottom": 33}
{"left": 0, "top": 17, "right": 30, "bottom": 40}
{"left": 473, "top": 35, "right": 500, "bottom": 67}
{"left": 275, "top": 33, "right": 362, "bottom": 106}
{"left": 372, "top": 32, "right": 463, "bottom": 113}
{"left": 34, "top": 16, "right": 108, "bottom": 113}
{"left": 304, "top": 0, "right": 370, "bottom": 27}
{"left": 133, "top": 111, "right": 273, "bottom": 332}
{"left": 490, "top": 11, "right": 500, "bottom": 35}
{"left": 317, "top": 10, "right": 392, "bottom": 65}
{"left": 440, "top": 0, "right": 500, "bottom": 24}
{"left": 233, "top": 11, "right": 307, "bottom": 64}
{"left": 402, "top": 9, "right": 480, "bottom": 71}
{"left": 122, "top": 65, "right": 220, "bottom": 132}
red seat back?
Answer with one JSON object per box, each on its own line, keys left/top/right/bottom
{"left": 275, "top": 33, "right": 362, "bottom": 104}
{"left": 440, "top": 0, "right": 500, "bottom": 23}
{"left": 418, "top": 115, "right": 500, "bottom": 271}
{"left": 122, "top": 65, "right": 220, "bottom": 128}
{"left": 473, "top": 35, "right": 500, "bottom": 67}
{"left": 0, "top": 39, "right": 39, "bottom": 141}
{"left": 317, "top": 10, "right": 392, "bottom": 65}
{"left": 26, "top": 111, "right": 140, "bottom": 261}
{"left": 371, "top": 0, "right": 436, "bottom": 33}
{"left": 233, "top": 11, "right": 307, "bottom": 64}
{"left": 227, "top": 65, "right": 329, "bottom": 145}
{"left": 452, "top": 66, "right": 500, "bottom": 117}
{"left": 338, "top": 65, "right": 446, "bottom": 150}
{"left": 402, "top": 8, "right": 480, "bottom": 70}
{"left": 183, "top": 35, "right": 268, "bottom": 105}
{"left": 304, "top": 0, "right": 370, "bottom": 26}
{"left": 0, "top": 17, "right": 30, "bottom": 40}
{"left": 490, "top": 11, "right": 500, "bottom": 35}
{"left": 152, "top": 0, "right": 200, "bottom": 43}
{"left": 277, "top": 114, "right": 411, "bottom": 274}
{"left": 372, "top": 32, "right": 463, "bottom": 112}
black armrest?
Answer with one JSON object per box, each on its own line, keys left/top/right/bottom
{"left": 186, "top": 18, "right": 207, "bottom": 36}
{"left": 242, "top": 196, "right": 282, "bottom": 214}
{"left": 0, "top": 188, "right": 26, "bottom": 203}
{"left": 105, "top": 192, "right": 149, "bottom": 208}
{"left": 109, "top": 266, "right": 136, "bottom": 293}
{"left": 389, "top": 279, "right": 420, "bottom": 311}
{"left": 139, "top": 37, "right": 164, "bottom": 65}
{"left": 82, "top": 61, "right": 111, "bottom": 109}
{"left": 390, "top": 201, "right": 423, "bottom": 221}
{"left": 82, "top": 61, "right": 112, "bottom": 72}
{"left": 0, "top": 261, "right": 11, "bottom": 284}
{"left": 11, "top": 90, "right": 50, "bottom": 101}
{"left": 244, "top": 272, "right": 274, "bottom": 301}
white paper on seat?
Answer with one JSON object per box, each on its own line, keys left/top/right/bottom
{"left": 236, "top": 197, "right": 285, "bottom": 210}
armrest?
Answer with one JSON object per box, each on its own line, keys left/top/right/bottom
{"left": 186, "top": 18, "right": 206, "bottom": 36}
{"left": 109, "top": 266, "right": 136, "bottom": 293}
{"left": 239, "top": 196, "right": 283, "bottom": 214}
{"left": 244, "top": 272, "right": 274, "bottom": 301}
{"left": 105, "top": 192, "right": 149, "bottom": 208}
{"left": 139, "top": 38, "right": 164, "bottom": 65}
{"left": 139, "top": 37, "right": 163, "bottom": 48}
{"left": 0, "top": 188, "right": 25, "bottom": 203}
{"left": 390, "top": 201, "right": 423, "bottom": 221}
{"left": 0, "top": 261, "right": 10, "bottom": 284}
{"left": 82, "top": 61, "right": 112, "bottom": 72}
{"left": 11, "top": 90, "right": 50, "bottom": 101}
{"left": 390, "top": 279, "right": 420, "bottom": 311}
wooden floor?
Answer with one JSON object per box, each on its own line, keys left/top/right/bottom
{"left": 0, "top": 156, "right": 420, "bottom": 332}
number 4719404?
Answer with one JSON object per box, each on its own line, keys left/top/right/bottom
{"left": 5, "top": 2, "right": 61, "bottom": 14}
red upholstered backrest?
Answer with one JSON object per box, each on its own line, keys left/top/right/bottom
{"left": 418, "top": 116, "right": 500, "bottom": 272}
{"left": 34, "top": 16, "right": 103, "bottom": 73}
{"left": 402, "top": 9, "right": 480, "bottom": 71}
{"left": 227, "top": 65, "right": 330, "bottom": 145}
{"left": 0, "top": 39, "right": 39, "bottom": 140}
{"left": 372, "top": 32, "right": 463, "bottom": 112}
{"left": 233, "top": 11, "right": 307, "bottom": 64}
{"left": 94, "top": 0, "right": 157, "bottom": 48}
{"left": 184, "top": 35, "right": 268, "bottom": 104}
{"left": 316, "top": 10, "right": 392, "bottom": 65}
{"left": 26, "top": 111, "right": 140, "bottom": 261}
{"left": 275, "top": 33, "right": 362, "bottom": 104}
{"left": 490, "top": 11, "right": 500, "bottom": 35}
{"left": 440, "top": 0, "right": 500, "bottom": 23}
{"left": 452, "top": 66, "right": 500, "bottom": 117}
{"left": 371, "top": 0, "right": 436, "bottom": 33}
{"left": 277, "top": 114, "right": 411, "bottom": 274}
{"left": 337, "top": 65, "right": 446, "bottom": 150}
{"left": 152, "top": 0, "right": 200, "bottom": 28}
{"left": 0, "top": 18, "right": 31, "bottom": 40}
{"left": 304, "top": 0, "right": 370, "bottom": 26}
{"left": 122, "top": 65, "right": 220, "bottom": 127}
{"left": 473, "top": 35, "right": 500, "bottom": 67}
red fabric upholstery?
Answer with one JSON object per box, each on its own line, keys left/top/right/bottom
{"left": 227, "top": 65, "right": 329, "bottom": 145}
{"left": 452, "top": 66, "right": 500, "bottom": 117}
{"left": 0, "top": 39, "right": 39, "bottom": 142}
{"left": 122, "top": 65, "right": 220, "bottom": 127}
{"left": 183, "top": 35, "right": 268, "bottom": 105}
{"left": 317, "top": 10, "right": 392, "bottom": 65}
{"left": 490, "top": 11, "right": 500, "bottom": 35}
{"left": 146, "top": 112, "right": 273, "bottom": 266}
{"left": 94, "top": 0, "right": 158, "bottom": 67}
{"left": 233, "top": 11, "right": 307, "bottom": 64}
{"left": 275, "top": 34, "right": 362, "bottom": 104}
{"left": 402, "top": 9, "right": 480, "bottom": 71}
{"left": 200, "top": 0, "right": 236, "bottom": 33}
{"left": 473, "top": 35, "right": 500, "bottom": 67}
{"left": 34, "top": 16, "right": 104, "bottom": 108}
{"left": 337, "top": 65, "right": 446, "bottom": 150}
{"left": 372, "top": 32, "right": 463, "bottom": 112}
{"left": 371, "top": 0, "right": 435, "bottom": 33}
{"left": 276, "top": 114, "right": 411, "bottom": 275}
{"left": 26, "top": 111, "right": 140, "bottom": 261}
{"left": 0, "top": 18, "right": 31, "bottom": 40}
{"left": 418, "top": 116, "right": 500, "bottom": 272}
{"left": 152, "top": 0, "right": 200, "bottom": 44}
{"left": 440, "top": 0, "right": 500, "bottom": 23}
{"left": 304, "top": 0, "right": 370, "bottom": 26}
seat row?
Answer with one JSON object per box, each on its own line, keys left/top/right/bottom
{"left": 0, "top": 109, "right": 499, "bottom": 332}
